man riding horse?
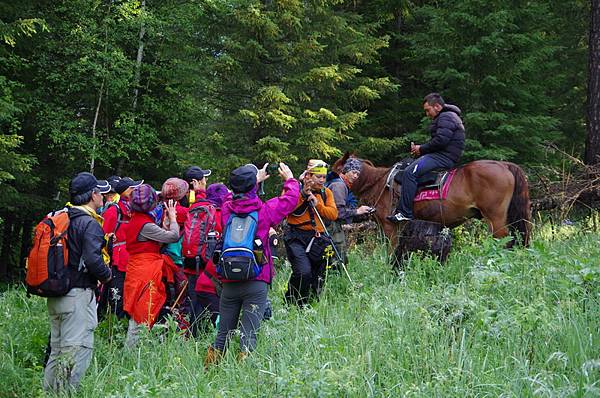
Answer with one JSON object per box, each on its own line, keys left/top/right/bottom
{"left": 388, "top": 93, "right": 465, "bottom": 223}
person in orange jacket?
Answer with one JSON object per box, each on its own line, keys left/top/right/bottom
{"left": 284, "top": 159, "right": 338, "bottom": 306}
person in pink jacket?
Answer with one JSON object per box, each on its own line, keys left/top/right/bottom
{"left": 205, "top": 162, "right": 299, "bottom": 366}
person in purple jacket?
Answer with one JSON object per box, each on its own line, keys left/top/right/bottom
{"left": 204, "top": 162, "right": 299, "bottom": 366}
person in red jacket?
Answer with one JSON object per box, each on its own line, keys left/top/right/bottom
{"left": 194, "top": 183, "right": 231, "bottom": 328}
{"left": 101, "top": 177, "right": 142, "bottom": 318}
{"left": 123, "top": 185, "right": 180, "bottom": 347}
{"left": 177, "top": 166, "right": 212, "bottom": 334}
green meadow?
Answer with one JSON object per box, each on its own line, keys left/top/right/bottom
{"left": 1, "top": 218, "right": 599, "bottom": 397}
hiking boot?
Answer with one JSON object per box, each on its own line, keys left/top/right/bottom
{"left": 237, "top": 351, "right": 249, "bottom": 362}
{"left": 386, "top": 212, "right": 412, "bottom": 223}
{"left": 204, "top": 346, "right": 222, "bottom": 369}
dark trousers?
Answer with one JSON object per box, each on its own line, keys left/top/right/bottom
{"left": 396, "top": 154, "right": 455, "bottom": 218}
{"left": 214, "top": 281, "right": 268, "bottom": 352}
{"left": 284, "top": 231, "right": 328, "bottom": 306}
{"left": 97, "top": 267, "right": 127, "bottom": 320}
{"left": 184, "top": 273, "right": 200, "bottom": 336}
{"left": 193, "top": 291, "right": 220, "bottom": 328}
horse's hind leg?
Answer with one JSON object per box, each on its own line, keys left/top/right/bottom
{"left": 479, "top": 204, "right": 511, "bottom": 239}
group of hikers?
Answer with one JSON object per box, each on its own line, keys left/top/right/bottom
{"left": 29, "top": 93, "right": 465, "bottom": 393}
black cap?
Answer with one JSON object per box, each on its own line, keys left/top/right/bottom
{"left": 106, "top": 175, "right": 121, "bottom": 193}
{"left": 114, "top": 177, "right": 144, "bottom": 194}
{"left": 229, "top": 165, "right": 257, "bottom": 194}
{"left": 183, "top": 166, "right": 212, "bottom": 182}
{"left": 69, "top": 172, "right": 111, "bottom": 196}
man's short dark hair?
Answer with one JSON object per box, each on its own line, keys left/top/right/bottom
{"left": 71, "top": 188, "right": 99, "bottom": 206}
{"left": 423, "top": 93, "right": 445, "bottom": 106}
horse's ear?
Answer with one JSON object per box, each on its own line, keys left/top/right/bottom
{"left": 341, "top": 152, "right": 351, "bottom": 164}
{"left": 333, "top": 151, "right": 350, "bottom": 173}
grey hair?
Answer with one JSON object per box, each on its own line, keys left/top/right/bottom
{"left": 423, "top": 93, "right": 445, "bottom": 106}
{"left": 71, "top": 188, "right": 100, "bottom": 205}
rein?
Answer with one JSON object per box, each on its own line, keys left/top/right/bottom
{"left": 359, "top": 167, "right": 392, "bottom": 208}
{"left": 373, "top": 170, "right": 391, "bottom": 208}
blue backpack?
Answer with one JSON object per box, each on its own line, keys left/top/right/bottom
{"left": 217, "top": 211, "right": 262, "bottom": 281}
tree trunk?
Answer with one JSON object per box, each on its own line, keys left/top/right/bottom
{"left": 90, "top": 79, "right": 104, "bottom": 173}
{"left": 132, "top": 0, "right": 146, "bottom": 110}
{"left": 586, "top": 0, "right": 600, "bottom": 165}
{"left": 0, "top": 214, "right": 15, "bottom": 281}
{"left": 19, "top": 218, "right": 33, "bottom": 275}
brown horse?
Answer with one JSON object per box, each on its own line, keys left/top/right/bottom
{"left": 332, "top": 153, "right": 531, "bottom": 247}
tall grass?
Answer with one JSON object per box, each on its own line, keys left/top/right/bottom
{"left": 1, "top": 219, "right": 599, "bottom": 397}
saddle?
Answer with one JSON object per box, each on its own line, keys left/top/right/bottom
{"left": 386, "top": 160, "right": 452, "bottom": 193}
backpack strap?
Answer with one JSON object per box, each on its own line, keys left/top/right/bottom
{"left": 189, "top": 203, "right": 219, "bottom": 273}
{"left": 203, "top": 269, "right": 223, "bottom": 296}
{"left": 291, "top": 189, "right": 328, "bottom": 230}
{"left": 105, "top": 202, "right": 125, "bottom": 234}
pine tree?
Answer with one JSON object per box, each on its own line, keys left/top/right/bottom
{"left": 190, "top": 0, "right": 394, "bottom": 171}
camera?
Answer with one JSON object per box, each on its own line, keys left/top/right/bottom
{"left": 266, "top": 162, "right": 279, "bottom": 175}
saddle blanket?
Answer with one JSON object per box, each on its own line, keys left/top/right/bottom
{"left": 414, "top": 169, "right": 457, "bottom": 202}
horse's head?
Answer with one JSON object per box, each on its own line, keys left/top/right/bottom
{"left": 332, "top": 152, "right": 353, "bottom": 175}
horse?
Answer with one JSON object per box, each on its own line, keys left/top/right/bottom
{"left": 332, "top": 153, "right": 531, "bottom": 248}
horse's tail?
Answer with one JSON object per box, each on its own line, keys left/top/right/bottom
{"left": 506, "top": 163, "right": 531, "bottom": 246}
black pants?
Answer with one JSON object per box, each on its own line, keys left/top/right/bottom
{"left": 97, "top": 266, "right": 127, "bottom": 320}
{"left": 193, "top": 291, "right": 220, "bottom": 328}
{"left": 183, "top": 272, "right": 201, "bottom": 336}
{"left": 214, "top": 281, "right": 268, "bottom": 352}
{"left": 395, "top": 153, "right": 455, "bottom": 218}
{"left": 284, "top": 229, "right": 330, "bottom": 306}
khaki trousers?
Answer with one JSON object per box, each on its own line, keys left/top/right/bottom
{"left": 43, "top": 288, "right": 97, "bottom": 392}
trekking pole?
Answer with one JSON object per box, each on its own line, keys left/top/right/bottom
{"left": 171, "top": 279, "right": 189, "bottom": 311}
{"left": 310, "top": 203, "right": 356, "bottom": 286}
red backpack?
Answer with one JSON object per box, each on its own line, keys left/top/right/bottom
{"left": 182, "top": 203, "right": 218, "bottom": 270}
{"left": 25, "top": 210, "right": 71, "bottom": 297}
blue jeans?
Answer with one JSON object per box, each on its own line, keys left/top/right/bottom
{"left": 396, "top": 154, "right": 455, "bottom": 218}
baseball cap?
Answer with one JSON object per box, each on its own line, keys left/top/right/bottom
{"left": 69, "top": 172, "right": 111, "bottom": 196}
{"left": 183, "top": 166, "right": 212, "bottom": 182}
{"left": 114, "top": 177, "right": 144, "bottom": 194}
{"left": 229, "top": 165, "right": 257, "bottom": 194}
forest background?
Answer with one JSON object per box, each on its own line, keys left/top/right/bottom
{"left": 0, "top": 0, "right": 596, "bottom": 280}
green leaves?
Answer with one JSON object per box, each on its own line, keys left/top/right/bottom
{"left": 193, "top": 0, "right": 392, "bottom": 170}
{"left": 0, "top": 18, "right": 47, "bottom": 47}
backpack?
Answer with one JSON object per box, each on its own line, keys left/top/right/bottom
{"left": 217, "top": 211, "right": 262, "bottom": 281}
{"left": 25, "top": 210, "right": 71, "bottom": 297}
{"left": 103, "top": 202, "right": 124, "bottom": 233}
{"left": 182, "top": 203, "right": 218, "bottom": 270}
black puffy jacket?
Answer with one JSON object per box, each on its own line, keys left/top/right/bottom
{"left": 419, "top": 104, "right": 465, "bottom": 163}
{"left": 67, "top": 207, "right": 112, "bottom": 289}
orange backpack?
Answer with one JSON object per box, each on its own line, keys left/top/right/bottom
{"left": 25, "top": 210, "right": 71, "bottom": 297}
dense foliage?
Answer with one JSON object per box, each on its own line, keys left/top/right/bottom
{"left": 0, "top": 0, "right": 591, "bottom": 277}
{"left": 1, "top": 219, "right": 598, "bottom": 396}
